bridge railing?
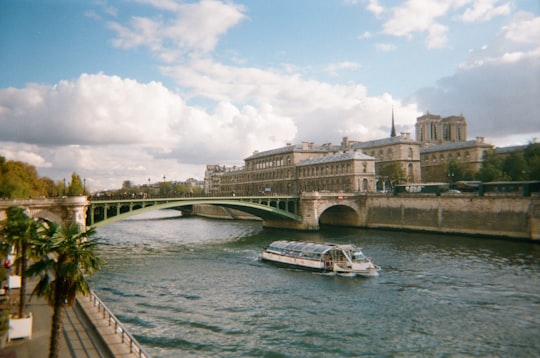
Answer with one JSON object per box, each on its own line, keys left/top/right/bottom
{"left": 89, "top": 193, "right": 298, "bottom": 201}
{"left": 86, "top": 289, "right": 151, "bottom": 358}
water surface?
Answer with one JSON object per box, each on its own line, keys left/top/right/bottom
{"left": 92, "top": 210, "right": 540, "bottom": 357}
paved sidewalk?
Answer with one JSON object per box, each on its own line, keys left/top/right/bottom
{"left": 0, "top": 279, "right": 143, "bottom": 358}
{"left": 1, "top": 285, "right": 69, "bottom": 358}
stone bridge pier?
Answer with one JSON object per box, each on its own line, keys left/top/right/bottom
{"left": 0, "top": 196, "right": 89, "bottom": 227}
{"left": 262, "top": 192, "right": 367, "bottom": 230}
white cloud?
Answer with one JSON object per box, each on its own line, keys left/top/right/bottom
{"left": 366, "top": 0, "right": 511, "bottom": 48}
{"left": 0, "top": 73, "right": 301, "bottom": 190}
{"left": 375, "top": 43, "right": 397, "bottom": 52}
{"left": 459, "top": 12, "right": 540, "bottom": 69}
{"left": 108, "top": 0, "right": 246, "bottom": 62}
{"left": 0, "top": 73, "right": 184, "bottom": 147}
{"left": 377, "top": 0, "right": 451, "bottom": 48}
{"left": 459, "top": 0, "right": 511, "bottom": 23}
{"left": 0, "top": 143, "right": 51, "bottom": 168}
{"left": 409, "top": 13, "right": 540, "bottom": 145}
{"left": 366, "top": 0, "right": 384, "bottom": 17}
{"left": 324, "top": 61, "right": 362, "bottom": 76}
{"left": 161, "top": 58, "right": 420, "bottom": 145}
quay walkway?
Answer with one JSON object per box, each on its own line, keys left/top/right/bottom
{"left": 1, "top": 279, "right": 148, "bottom": 358}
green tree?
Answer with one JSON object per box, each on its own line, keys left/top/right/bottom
{"left": 0, "top": 160, "right": 41, "bottom": 198}
{"left": 159, "top": 181, "right": 172, "bottom": 196}
{"left": 378, "top": 162, "right": 405, "bottom": 187}
{"left": 37, "top": 177, "right": 59, "bottom": 197}
{"left": 66, "top": 172, "right": 85, "bottom": 196}
{"left": 27, "top": 223, "right": 104, "bottom": 358}
{"left": 524, "top": 140, "right": 540, "bottom": 180}
{"left": 477, "top": 151, "right": 510, "bottom": 182}
{"left": 501, "top": 152, "right": 528, "bottom": 181}
{"left": 446, "top": 159, "right": 474, "bottom": 182}
{"left": 0, "top": 207, "right": 42, "bottom": 318}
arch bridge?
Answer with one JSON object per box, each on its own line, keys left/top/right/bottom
{"left": 1, "top": 193, "right": 367, "bottom": 231}
{"left": 86, "top": 196, "right": 302, "bottom": 228}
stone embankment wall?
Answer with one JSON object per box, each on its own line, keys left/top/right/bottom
{"left": 191, "top": 204, "right": 260, "bottom": 221}
{"left": 193, "top": 194, "right": 540, "bottom": 240}
{"left": 365, "top": 194, "right": 539, "bottom": 240}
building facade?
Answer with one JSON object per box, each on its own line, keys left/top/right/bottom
{"left": 204, "top": 112, "right": 512, "bottom": 195}
{"left": 209, "top": 131, "right": 421, "bottom": 195}
{"left": 415, "top": 113, "right": 494, "bottom": 181}
{"left": 416, "top": 113, "right": 467, "bottom": 145}
{"left": 349, "top": 133, "right": 422, "bottom": 188}
{"left": 216, "top": 141, "right": 378, "bottom": 195}
{"left": 419, "top": 137, "right": 493, "bottom": 181}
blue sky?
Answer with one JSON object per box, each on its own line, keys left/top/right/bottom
{"left": 1, "top": 0, "right": 539, "bottom": 190}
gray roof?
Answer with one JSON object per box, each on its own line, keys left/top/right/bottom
{"left": 494, "top": 145, "right": 527, "bottom": 154}
{"left": 420, "top": 140, "right": 492, "bottom": 153}
{"left": 350, "top": 135, "right": 417, "bottom": 149}
{"left": 297, "top": 151, "right": 374, "bottom": 166}
{"left": 245, "top": 143, "right": 338, "bottom": 160}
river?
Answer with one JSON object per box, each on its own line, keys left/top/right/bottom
{"left": 91, "top": 209, "right": 540, "bottom": 357}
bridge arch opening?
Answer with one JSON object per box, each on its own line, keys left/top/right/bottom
{"left": 318, "top": 204, "right": 359, "bottom": 227}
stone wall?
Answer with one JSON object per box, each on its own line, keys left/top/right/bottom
{"left": 364, "top": 194, "right": 539, "bottom": 240}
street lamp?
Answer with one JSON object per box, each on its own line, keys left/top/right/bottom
{"left": 147, "top": 178, "right": 151, "bottom": 198}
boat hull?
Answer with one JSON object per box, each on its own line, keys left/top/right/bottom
{"left": 261, "top": 251, "right": 379, "bottom": 277}
{"left": 261, "top": 240, "right": 380, "bottom": 277}
{"left": 260, "top": 251, "right": 329, "bottom": 272}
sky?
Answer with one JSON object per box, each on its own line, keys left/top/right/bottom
{"left": 0, "top": 0, "right": 539, "bottom": 191}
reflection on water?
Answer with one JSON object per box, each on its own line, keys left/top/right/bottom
{"left": 92, "top": 210, "right": 540, "bottom": 357}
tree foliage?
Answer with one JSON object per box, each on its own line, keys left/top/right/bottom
{"left": 378, "top": 162, "right": 405, "bottom": 186}
{"left": 27, "top": 222, "right": 104, "bottom": 358}
{"left": 479, "top": 141, "right": 540, "bottom": 182}
{"left": 446, "top": 159, "right": 474, "bottom": 182}
{"left": 0, "top": 207, "right": 43, "bottom": 318}
{"left": 0, "top": 156, "right": 84, "bottom": 198}
{"left": 66, "top": 172, "right": 86, "bottom": 196}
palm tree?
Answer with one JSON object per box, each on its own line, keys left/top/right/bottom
{"left": 26, "top": 222, "right": 104, "bottom": 358}
{"left": 0, "top": 206, "right": 40, "bottom": 318}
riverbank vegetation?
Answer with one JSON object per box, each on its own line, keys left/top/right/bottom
{"left": 0, "top": 156, "right": 86, "bottom": 199}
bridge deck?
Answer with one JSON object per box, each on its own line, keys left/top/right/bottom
{"left": 87, "top": 195, "right": 301, "bottom": 227}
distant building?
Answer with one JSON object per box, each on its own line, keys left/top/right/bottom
{"left": 420, "top": 137, "right": 493, "bottom": 181}
{"left": 416, "top": 113, "right": 494, "bottom": 181}
{"left": 416, "top": 113, "right": 467, "bottom": 145}
{"left": 209, "top": 112, "right": 421, "bottom": 195}
{"left": 349, "top": 132, "right": 422, "bottom": 188}
{"left": 218, "top": 141, "right": 377, "bottom": 195}
{"left": 205, "top": 111, "right": 526, "bottom": 195}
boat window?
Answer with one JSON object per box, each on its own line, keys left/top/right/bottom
{"left": 353, "top": 252, "right": 367, "bottom": 261}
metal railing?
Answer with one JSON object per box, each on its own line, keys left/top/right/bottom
{"left": 87, "top": 289, "right": 151, "bottom": 358}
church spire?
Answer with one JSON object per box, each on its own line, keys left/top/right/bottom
{"left": 390, "top": 107, "right": 397, "bottom": 137}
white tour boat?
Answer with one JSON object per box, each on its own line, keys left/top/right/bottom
{"left": 261, "top": 240, "right": 380, "bottom": 277}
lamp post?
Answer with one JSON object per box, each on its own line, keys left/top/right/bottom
{"left": 147, "top": 178, "right": 151, "bottom": 198}
{"left": 83, "top": 178, "right": 86, "bottom": 194}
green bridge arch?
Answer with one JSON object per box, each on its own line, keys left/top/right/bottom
{"left": 86, "top": 196, "right": 302, "bottom": 228}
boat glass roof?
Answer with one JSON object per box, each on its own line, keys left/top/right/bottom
{"left": 268, "top": 240, "right": 340, "bottom": 255}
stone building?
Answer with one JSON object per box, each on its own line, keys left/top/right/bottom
{"left": 206, "top": 111, "right": 507, "bottom": 195}
{"left": 295, "top": 151, "right": 376, "bottom": 193}
{"left": 416, "top": 113, "right": 467, "bottom": 144}
{"left": 419, "top": 137, "right": 493, "bottom": 181}
{"left": 210, "top": 127, "right": 420, "bottom": 195}
{"left": 217, "top": 141, "right": 377, "bottom": 195}
{"left": 416, "top": 113, "right": 493, "bottom": 181}
{"left": 349, "top": 133, "right": 422, "bottom": 189}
